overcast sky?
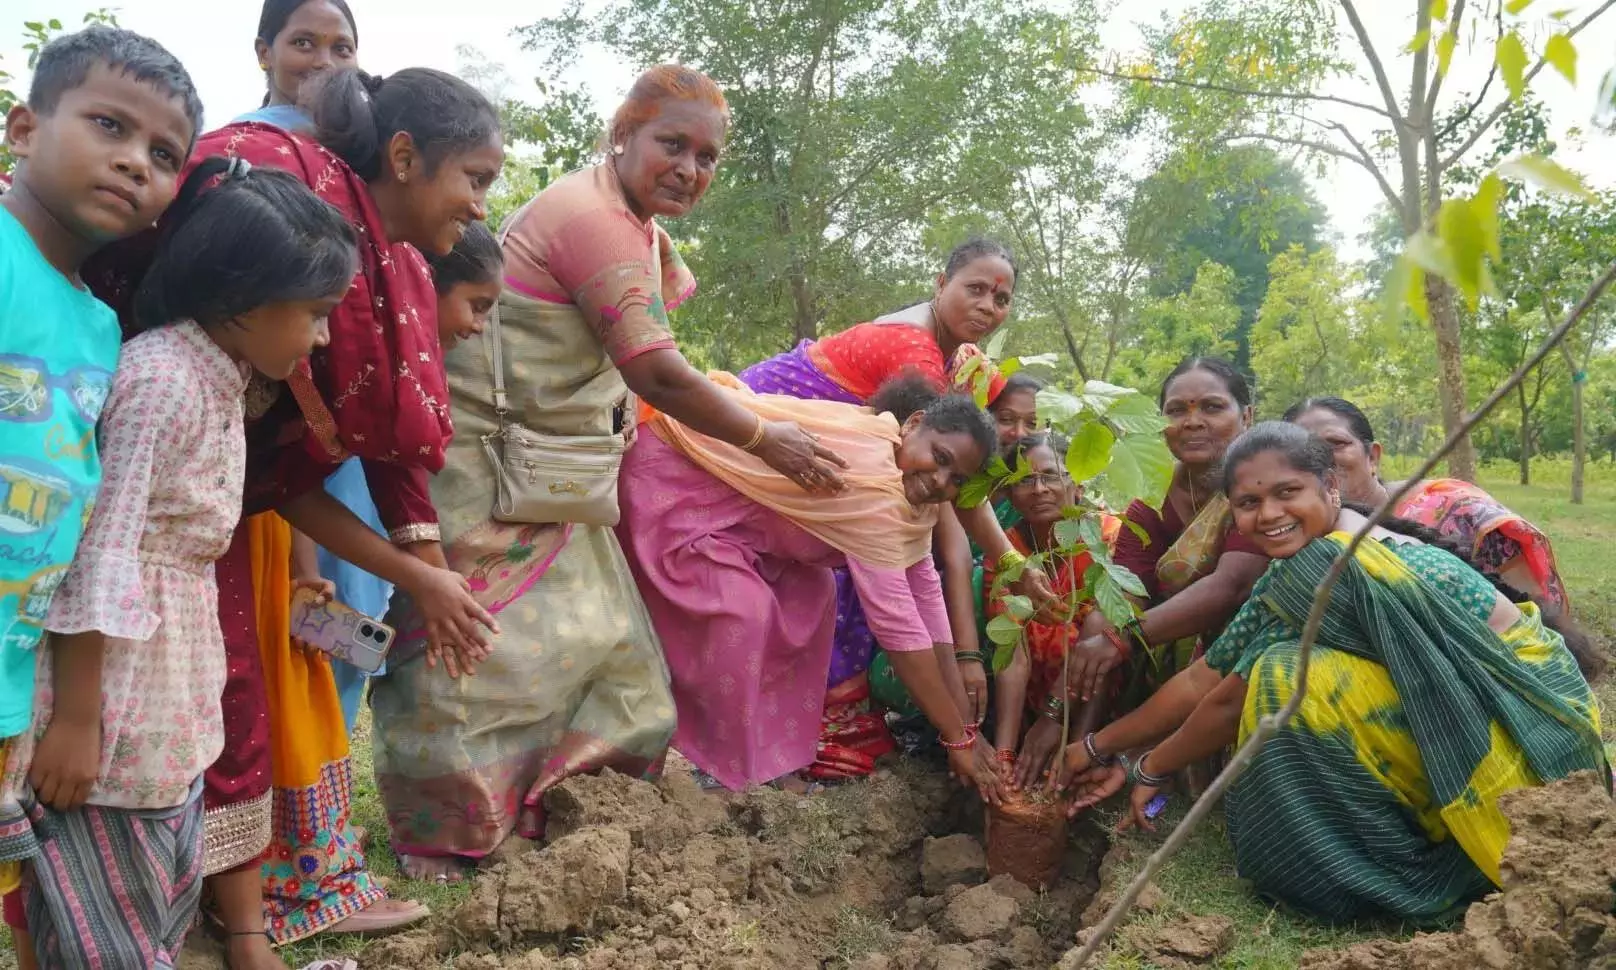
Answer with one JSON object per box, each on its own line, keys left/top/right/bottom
{"left": 4, "top": 0, "right": 1612, "bottom": 258}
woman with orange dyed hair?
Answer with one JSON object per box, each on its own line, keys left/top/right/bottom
{"left": 369, "top": 65, "right": 849, "bottom": 882}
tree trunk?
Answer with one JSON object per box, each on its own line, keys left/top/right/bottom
{"left": 1424, "top": 275, "right": 1478, "bottom": 482}
{"left": 1516, "top": 380, "right": 1531, "bottom": 486}
{"left": 1570, "top": 372, "right": 1586, "bottom": 505}
{"left": 789, "top": 268, "right": 816, "bottom": 344}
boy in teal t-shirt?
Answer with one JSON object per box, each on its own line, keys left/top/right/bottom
{"left": 0, "top": 28, "right": 200, "bottom": 750}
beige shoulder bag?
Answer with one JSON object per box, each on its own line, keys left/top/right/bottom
{"left": 479, "top": 206, "right": 626, "bottom": 527}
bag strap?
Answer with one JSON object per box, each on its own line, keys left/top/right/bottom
{"left": 484, "top": 200, "right": 536, "bottom": 423}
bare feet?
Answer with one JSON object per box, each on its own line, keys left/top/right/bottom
{"left": 398, "top": 853, "right": 467, "bottom": 884}
{"left": 325, "top": 897, "right": 430, "bottom": 935}
{"left": 224, "top": 932, "right": 291, "bottom": 970}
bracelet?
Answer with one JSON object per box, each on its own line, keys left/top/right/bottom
{"left": 1102, "top": 625, "right": 1130, "bottom": 661}
{"left": 995, "top": 747, "right": 1017, "bottom": 764}
{"left": 740, "top": 416, "right": 767, "bottom": 452}
{"left": 954, "top": 650, "right": 985, "bottom": 665}
{"left": 1130, "top": 748, "right": 1171, "bottom": 788}
{"left": 1039, "top": 694, "right": 1065, "bottom": 722}
{"left": 996, "top": 549, "right": 1028, "bottom": 573}
{"left": 939, "top": 724, "right": 978, "bottom": 751}
{"left": 1082, "top": 732, "right": 1115, "bottom": 768}
{"left": 1123, "top": 614, "right": 1148, "bottom": 650}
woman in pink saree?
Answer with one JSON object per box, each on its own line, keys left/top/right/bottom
{"left": 618, "top": 375, "right": 1006, "bottom": 799}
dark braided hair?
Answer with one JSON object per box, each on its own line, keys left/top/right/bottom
{"left": 869, "top": 373, "right": 996, "bottom": 466}
{"left": 1161, "top": 355, "right": 1252, "bottom": 409}
{"left": 944, "top": 236, "right": 1018, "bottom": 284}
{"left": 1348, "top": 503, "right": 1605, "bottom": 681}
{"left": 1224, "top": 423, "right": 1605, "bottom": 681}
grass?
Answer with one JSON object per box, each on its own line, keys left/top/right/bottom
{"left": 829, "top": 906, "right": 897, "bottom": 968}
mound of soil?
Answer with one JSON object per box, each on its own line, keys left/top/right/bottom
{"left": 1296, "top": 770, "right": 1616, "bottom": 970}
{"left": 359, "top": 762, "right": 1107, "bottom": 970}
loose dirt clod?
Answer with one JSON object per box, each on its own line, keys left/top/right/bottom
{"left": 355, "top": 758, "right": 1105, "bottom": 969}
{"left": 941, "top": 882, "right": 1019, "bottom": 941}
{"left": 921, "top": 834, "right": 987, "bottom": 894}
{"left": 1121, "top": 914, "right": 1236, "bottom": 967}
{"left": 1297, "top": 770, "right": 1616, "bottom": 970}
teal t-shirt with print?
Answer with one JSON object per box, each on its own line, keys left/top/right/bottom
{"left": 0, "top": 206, "right": 120, "bottom": 737}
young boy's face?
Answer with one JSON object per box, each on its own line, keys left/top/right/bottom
{"left": 5, "top": 63, "right": 195, "bottom": 244}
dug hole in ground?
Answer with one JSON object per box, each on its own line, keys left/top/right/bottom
{"left": 196, "top": 755, "right": 1616, "bottom": 970}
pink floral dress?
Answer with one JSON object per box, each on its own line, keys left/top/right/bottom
{"left": 2, "top": 322, "right": 246, "bottom": 810}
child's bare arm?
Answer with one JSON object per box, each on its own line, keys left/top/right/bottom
{"left": 30, "top": 631, "right": 106, "bottom": 811}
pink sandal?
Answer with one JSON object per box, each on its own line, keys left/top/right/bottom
{"left": 324, "top": 898, "right": 429, "bottom": 936}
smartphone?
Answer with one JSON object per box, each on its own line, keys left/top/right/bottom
{"left": 1144, "top": 793, "right": 1169, "bottom": 820}
{"left": 289, "top": 587, "right": 394, "bottom": 673}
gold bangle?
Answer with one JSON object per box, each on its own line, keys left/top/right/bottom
{"left": 741, "top": 416, "right": 767, "bottom": 452}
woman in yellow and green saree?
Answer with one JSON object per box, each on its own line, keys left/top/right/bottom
{"left": 1060, "top": 422, "right": 1606, "bottom": 924}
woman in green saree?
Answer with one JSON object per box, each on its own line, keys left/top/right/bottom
{"left": 1060, "top": 422, "right": 1606, "bottom": 924}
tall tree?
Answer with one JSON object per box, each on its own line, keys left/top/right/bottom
{"left": 1135, "top": 146, "right": 1327, "bottom": 368}
{"left": 519, "top": 0, "right": 1103, "bottom": 367}
{"left": 1098, "top": 0, "right": 1616, "bottom": 482}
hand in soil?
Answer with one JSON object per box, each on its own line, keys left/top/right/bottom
{"left": 1064, "top": 632, "right": 1126, "bottom": 701}
{"left": 1063, "top": 762, "right": 1126, "bottom": 818}
{"left": 1014, "top": 717, "right": 1061, "bottom": 791}
{"left": 948, "top": 739, "right": 1007, "bottom": 805}
{"left": 1118, "top": 781, "right": 1163, "bottom": 833}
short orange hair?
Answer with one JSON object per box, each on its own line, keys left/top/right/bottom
{"left": 610, "top": 64, "right": 730, "bottom": 145}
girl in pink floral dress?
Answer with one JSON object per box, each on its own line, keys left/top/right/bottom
{"left": 1, "top": 157, "right": 358, "bottom": 970}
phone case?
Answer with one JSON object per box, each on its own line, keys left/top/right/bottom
{"left": 289, "top": 588, "right": 395, "bottom": 673}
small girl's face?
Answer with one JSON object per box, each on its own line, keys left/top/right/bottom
{"left": 233, "top": 294, "right": 340, "bottom": 379}
{"left": 437, "top": 278, "right": 501, "bottom": 351}
{"left": 1228, "top": 449, "right": 1338, "bottom": 559}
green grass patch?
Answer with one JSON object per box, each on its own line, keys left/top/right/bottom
{"left": 1089, "top": 804, "right": 1411, "bottom": 969}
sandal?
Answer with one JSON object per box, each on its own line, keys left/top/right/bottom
{"left": 324, "top": 897, "right": 430, "bottom": 936}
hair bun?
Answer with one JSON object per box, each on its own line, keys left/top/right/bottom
{"left": 359, "top": 71, "right": 385, "bottom": 96}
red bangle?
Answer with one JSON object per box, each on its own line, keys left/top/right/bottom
{"left": 995, "top": 747, "right": 1017, "bottom": 763}
{"left": 1102, "top": 625, "right": 1130, "bottom": 660}
{"left": 940, "top": 724, "right": 978, "bottom": 751}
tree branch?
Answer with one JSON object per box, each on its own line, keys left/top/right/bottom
{"left": 1424, "top": 0, "right": 1469, "bottom": 120}
{"left": 1075, "top": 64, "right": 1396, "bottom": 119}
{"left": 1064, "top": 255, "right": 1616, "bottom": 968}
{"left": 1323, "top": 120, "right": 1405, "bottom": 212}
{"left": 1442, "top": 0, "right": 1616, "bottom": 169}
{"left": 1219, "top": 131, "right": 1359, "bottom": 162}
{"left": 1340, "top": 0, "right": 1410, "bottom": 125}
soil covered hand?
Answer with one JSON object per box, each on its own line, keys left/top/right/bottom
{"left": 1064, "top": 763, "right": 1127, "bottom": 818}
{"left": 948, "top": 736, "right": 1007, "bottom": 806}
{"left": 753, "top": 421, "right": 849, "bottom": 494}
{"left": 1014, "top": 716, "right": 1062, "bottom": 791}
